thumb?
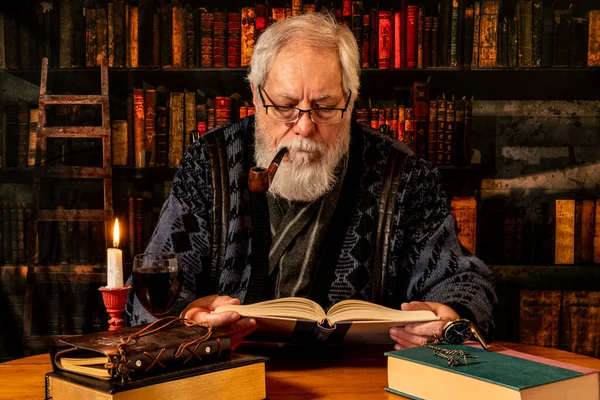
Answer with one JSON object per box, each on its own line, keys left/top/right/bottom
{"left": 401, "top": 301, "right": 433, "bottom": 312}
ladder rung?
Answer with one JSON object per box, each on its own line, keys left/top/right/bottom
{"left": 36, "top": 166, "right": 111, "bottom": 179}
{"left": 37, "top": 209, "right": 113, "bottom": 222}
{"left": 40, "top": 95, "right": 107, "bottom": 105}
{"left": 37, "top": 126, "right": 109, "bottom": 138}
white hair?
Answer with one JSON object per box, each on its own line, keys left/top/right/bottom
{"left": 247, "top": 12, "right": 360, "bottom": 100}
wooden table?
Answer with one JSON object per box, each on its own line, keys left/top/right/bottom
{"left": 1, "top": 342, "right": 599, "bottom": 399}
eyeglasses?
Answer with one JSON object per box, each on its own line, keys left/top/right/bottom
{"left": 258, "top": 86, "right": 352, "bottom": 125}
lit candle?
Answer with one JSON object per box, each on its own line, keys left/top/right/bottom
{"left": 107, "top": 218, "right": 124, "bottom": 288}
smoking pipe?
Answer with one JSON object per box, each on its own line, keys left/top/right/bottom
{"left": 248, "top": 147, "right": 288, "bottom": 194}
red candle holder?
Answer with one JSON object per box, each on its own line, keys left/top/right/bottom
{"left": 98, "top": 285, "right": 131, "bottom": 330}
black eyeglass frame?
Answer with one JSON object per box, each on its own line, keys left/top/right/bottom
{"left": 258, "top": 85, "right": 352, "bottom": 124}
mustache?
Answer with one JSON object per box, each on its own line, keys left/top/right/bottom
{"left": 277, "top": 137, "right": 326, "bottom": 155}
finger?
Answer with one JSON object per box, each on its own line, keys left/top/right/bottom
{"left": 390, "top": 327, "right": 430, "bottom": 347}
{"left": 393, "top": 337, "right": 417, "bottom": 350}
{"left": 206, "top": 295, "right": 241, "bottom": 311}
{"left": 400, "top": 301, "right": 433, "bottom": 312}
{"left": 189, "top": 310, "right": 240, "bottom": 328}
{"left": 404, "top": 321, "right": 445, "bottom": 337}
{"left": 227, "top": 319, "right": 258, "bottom": 351}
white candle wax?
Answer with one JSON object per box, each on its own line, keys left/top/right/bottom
{"left": 107, "top": 248, "right": 124, "bottom": 288}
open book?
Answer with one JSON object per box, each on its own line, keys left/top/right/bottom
{"left": 213, "top": 297, "right": 438, "bottom": 344}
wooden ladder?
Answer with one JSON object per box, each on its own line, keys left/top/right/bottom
{"left": 23, "top": 57, "right": 113, "bottom": 354}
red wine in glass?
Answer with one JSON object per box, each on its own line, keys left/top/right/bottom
{"left": 133, "top": 253, "right": 182, "bottom": 316}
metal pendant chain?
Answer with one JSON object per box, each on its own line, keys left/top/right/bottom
{"left": 425, "top": 344, "right": 480, "bottom": 367}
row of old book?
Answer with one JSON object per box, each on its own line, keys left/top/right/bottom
{"left": 519, "top": 289, "right": 600, "bottom": 358}
{"left": 451, "top": 197, "right": 600, "bottom": 266}
{"left": 2, "top": 1, "right": 599, "bottom": 71}
{"left": 0, "top": 202, "right": 28, "bottom": 267}
{"left": 356, "top": 82, "right": 473, "bottom": 166}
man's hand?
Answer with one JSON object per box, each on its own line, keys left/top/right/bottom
{"left": 389, "top": 301, "right": 459, "bottom": 350}
{"left": 180, "top": 295, "right": 258, "bottom": 350}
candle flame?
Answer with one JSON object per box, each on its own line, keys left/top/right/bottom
{"left": 113, "top": 218, "right": 120, "bottom": 248}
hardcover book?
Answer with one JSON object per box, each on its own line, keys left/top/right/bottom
{"left": 213, "top": 297, "right": 437, "bottom": 344}
{"left": 386, "top": 344, "right": 599, "bottom": 400}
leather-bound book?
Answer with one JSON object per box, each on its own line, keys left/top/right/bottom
{"left": 453, "top": 98, "right": 465, "bottom": 164}
{"left": 462, "top": 96, "right": 472, "bottom": 165}
{"left": 113, "top": 0, "right": 126, "bottom": 68}
{"left": 215, "top": 96, "right": 231, "bottom": 128}
{"left": 570, "top": 18, "right": 589, "bottom": 68}
{"left": 427, "top": 99, "right": 438, "bottom": 164}
{"left": 432, "top": 16, "right": 439, "bottom": 67}
{"left": 292, "top": 0, "right": 303, "bottom": 17}
{"left": 168, "top": 92, "right": 184, "bottom": 168}
{"left": 393, "top": 12, "right": 401, "bottom": 69}
{"left": 352, "top": 1, "right": 363, "bottom": 60}
{"left": 497, "top": 18, "right": 508, "bottom": 67}
{"left": 256, "top": 3, "right": 267, "bottom": 40}
{"left": 108, "top": 2, "right": 114, "bottom": 67}
{"left": 411, "top": 82, "right": 429, "bottom": 160}
{"left": 575, "top": 200, "right": 595, "bottom": 264}
{"left": 184, "top": 91, "right": 196, "bottom": 150}
{"left": 155, "top": 106, "right": 168, "bottom": 167}
{"left": 449, "top": 0, "right": 458, "bottom": 67}
{"left": 200, "top": 9, "right": 213, "bottom": 68}
{"left": 406, "top": 7, "right": 417, "bottom": 69}
{"left": 144, "top": 90, "right": 157, "bottom": 167}
{"left": 417, "top": 7, "right": 424, "bottom": 68}
{"left": 172, "top": 4, "right": 186, "bottom": 68}
{"left": 516, "top": 0, "right": 533, "bottom": 68}
{"left": 552, "top": 8, "right": 572, "bottom": 68}
{"left": 444, "top": 97, "right": 455, "bottom": 164}
{"left": 370, "top": 8, "right": 378, "bottom": 68}
{"left": 541, "top": 2, "right": 554, "bottom": 67}
{"left": 378, "top": 11, "right": 392, "bottom": 70}
{"left": 378, "top": 109, "right": 386, "bottom": 132}
{"left": 16, "top": 101, "right": 28, "bottom": 169}
{"left": 207, "top": 107, "right": 215, "bottom": 130}
{"left": 152, "top": 10, "right": 159, "bottom": 67}
{"left": 438, "top": 0, "right": 452, "bottom": 66}
{"left": 507, "top": 18, "right": 518, "bottom": 68}
{"left": 133, "top": 89, "right": 145, "bottom": 167}
{"left": 159, "top": 3, "right": 173, "bottom": 67}
{"left": 362, "top": 14, "right": 371, "bottom": 68}
{"left": 227, "top": 12, "right": 241, "bottom": 68}
{"left": 456, "top": 0, "right": 465, "bottom": 67}
{"left": 519, "top": 290, "right": 561, "bottom": 348}
{"left": 85, "top": 7, "right": 97, "bottom": 67}
{"left": 471, "top": 1, "right": 481, "bottom": 68}
{"left": 213, "top": 12, "right": 227, "bottom": 68}
{"left": 370, "top": 108, "right": 379, "bottom": 130}
{"left": 462, "top": 6, "right": 474, "bottom": 68}
{"left": 554, "top": 199, "right": 575, "bottom": 265}
{"left": 404, "top": 107, "right": 415, "bottom": 151}
{"left": 478, "top": 0, "right": 499, "bottom": 68}
{"left": 185, "top": 6, "right": 196, "bottom": 68}
{"left": 588, "top": 11, "right": 600, "bottom": 67}
{"left": 391, "top": 108, "right": 399, "bottom": 135}
{"left": 436, "top": 97, "right": 446, "bottom": 165}
{"left": 127, "top": 95, "right": 134, "bottom": 167}
{"left": 138, "top": 0, "right": 153, "bottom": 67}
{"left": 111, "top": 120, "right": 128, "bottom": 167}
{"left": 59, "top": 0, "right": 73, "bottom": 68}
{"left": 423, "top": 15, "right": 433, "bottom": 68}
{"left": 27, "top": 108, "right": 38, "bottom": 167}
{"left": 196, "top": 104, "right": 208, "bottom": 135}
{"left": 561, "top": 291, "right": 600, "bottom": 358}
{"left": 397, "top": 105, "right": 405, "bottom": 142}
{"left": 128, "top": 6, "right": 139, "bottom": 67}
{"left": 450, "top": 196, "right": 477, "bottom": 254}
{"left": 532, "top": 0, "right": 543, "bottom": 67}
{"left": 241, "top": 7, "right": 255, "bottom": 67}
{"left": 594, "top": 199, "right": 600, "bottom": 264}
{"left": 96, "top": 6, "right": 108, "bottom": 65}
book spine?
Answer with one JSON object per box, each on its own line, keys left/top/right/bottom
{"left": 570, "top": 18, "right": 589, "bottom": 68}
{"left": 200, "top": 10, "right": 213, "bottom": 68}
{"left": 462, "top": 98, "right": 472, "bottom": 165}
{"left": 417, "top": 7, "right": 424, "bottom": 69}
{"left": 85, "top": 7, "right": 97, "bottom": 67}
{"left": 0, "top": 11, "right": 5, "bottom": 70}
{"left": 96, "top": 6, "right": 107, "bottom": 65}
{"left": 133, "top": 89, "right": 145, "bottom": 167}
{"left": 108, "top": 3, "right": 115, "bottom": 67}
{"left": 553, "top": 9, "right": 572, "bottom": 68}
{"left": 59, "top": 0, "right": 73, "bottom": 68}
{"left": 362, "top": 15, "right": 371, "bottom": 68}
{"left": 594, "top": 199, "right": 600, "bottom": 264}
{"left": 152, "top": 10, "right": 159, "bottom": 67}
{"left": 444, "top": 99, "right": 455, "bottom": 164}
{"left": 215, "top": 96, "right": 231, "bottom": 128}
{"left": 519, "top": 290, "right": 561, "bottom": 347}
{"left": 424, "top": 16, "right": 432, "bottom": 68}
{"left": 580, "top": 200, "right": 595, "bottom": 264}
{"left": 213, "top": 12, "right": 227, "bottom": 68}
{"left": 378, "top": 11, "right": 392, "bottom": 70}
{"left": 405, "top": 7, "right": 417, "bottom": 69}
{"left": 541, "top": 3, "right": 554, "bottom": 68}
{"left": 393, "top": 12, "right": 400, "bottom": 69}
{"left": 454, "top": 99, "right": 465, "bottom": 164}
{"left": 427, "top": 100, "right": 438, "bottom": 164}
{"left": 471, "top": 1, "right": 481, "bottom": 68}
{"left": 404, "top": 108, "right": 414, "bottom": 151}
{"left": 450, "top": 196, "right": 477, "bottom": 254}
{"left": 497, "top": 18, "right": 508, "bottom": 68}
{"left": 516, "top": 0, "right": 533, "bottom": 68}
{"left": 137, "top": 0, "right": 153, "bottom": 67}
{"left": 172, "top": 5, "right": 186, "bottom": 68}
{"left": 436, "top": 99, "right": 446, "bottom": 165}
{"left": 129, "top": 6, "right": 139, "bottom": 68}
{"left": 241, "top": 8, "right": 255, "bottom": 68}
{"left": 159, "top": 4, "right": 173, "bottom": 67}
{"left": 432, "top": 16, "right": 439, "bottom": 67}
{"left": 111, "top": 120, "right": 128, "bottom": 166}
{"left": 144, "top": 89, "right": 157, "bottom": 167}
{"left": 449, "top": 0, "right": 458, "bottom": 67}
{"left": 532, "top": 0, "right": 543, "bottom": 68}
{"left": 155, "top": 107, "right": 168, "bottom": 168}
{"left": 184, "top": 91, "right": 196, "bottom": 150}
{"left": 17, "top": 101, "right": 28, "bottom": 169}
{"left": 127, "top": 95, "right": 134, "bottom": 166}
{"left": 27, "top": 108, "right": 38, "bottom": 167}
{"left": 370, "top": 8, "right": 378, "bottom": 68}
{"left": 588, "top": 11, "right": 600, "bottom": 67}
{"left": 478, "top": 0, "right": 499, "bottom": 68}
{"left": 112, "top": 0, "right": 125, "bottom": 68}
{"left": 555, "top": 199, "right": 575, "bottom": 265}
{"left": 397, "top": 105, "right": 405, "bottom": 142}
{"left": 412, "top": 82, "right": 429, "bottom": 160}
{"left": 184, "top": 7, "right": 196, "bottom": 68}
{"left": 561, "top": 291, "right": 600, "bottom": 358}
{"left": 352, "top": 2, "right": 363, "bottom": 63}
{"left": 574, "top": 200, "right": 583, "bottom": 264}
{"left": 439, "top": 0, "right": 452, "bottom": 66}
{"left": 197, "top": 104, "right": 208, "bottom": 134}
{"left": 168, "top": 93, "right": 184, "bottom": 168}
{"left": 228, "top": 12, "right": 241, "bottom": 68}
{"left": 456, "top": 0, "right": 465, "bottom": 67}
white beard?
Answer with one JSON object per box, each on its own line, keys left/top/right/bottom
{"left": 254, "top": 116, "right": 351, "bottom": 202}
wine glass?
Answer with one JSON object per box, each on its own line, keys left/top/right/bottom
{"left": 132, "top": 252, "right": 183, "bottom": 317}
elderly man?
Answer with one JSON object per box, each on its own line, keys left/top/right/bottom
{"left": 126, "top": 12, "right": 496, "bottom": 351}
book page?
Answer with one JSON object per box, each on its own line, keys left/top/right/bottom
{"left": 327, "top": 299, "right": 438, "bottom": 324}
{"left": 213, "top": 297, "right": 326, "bottom": 322}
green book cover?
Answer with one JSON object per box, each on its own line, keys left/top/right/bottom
{"left": 385, "top": 345, "right": 583, "bottom": 391}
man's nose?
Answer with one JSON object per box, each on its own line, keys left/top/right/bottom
{"left": 294, "top": 110, "right": 315, "bottom": 138}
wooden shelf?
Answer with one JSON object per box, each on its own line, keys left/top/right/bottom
{"left": 491, "top": 264, "right": 600, "bottom": 291}
{"left": 0, "top": 167, "right": 34, "bottom": 184}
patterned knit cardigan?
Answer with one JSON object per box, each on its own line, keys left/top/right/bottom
{"left": 126, "top": 117, "right": 497, "bottom": 338}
